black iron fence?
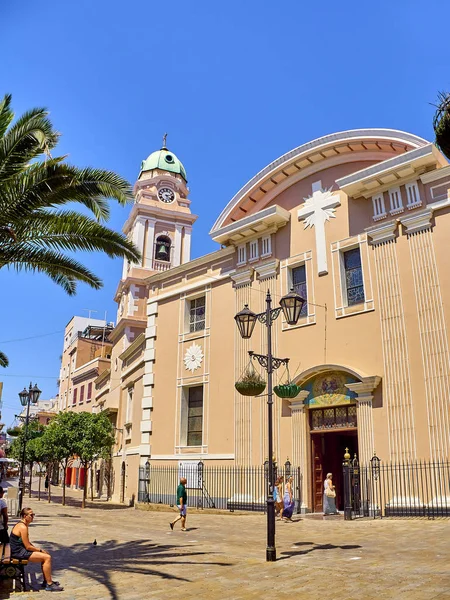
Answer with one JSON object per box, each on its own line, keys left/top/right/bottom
{"left": 343, "top": 455, "right": 450, "bottom": 519}
{"left": 138, "top": 461, "right": 302, "bottom": 513}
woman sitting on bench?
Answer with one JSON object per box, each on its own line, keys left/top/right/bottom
{"left": 10, "top": 508, "right": 63, "bottom": 592}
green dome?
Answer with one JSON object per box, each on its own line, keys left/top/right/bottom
{"left": 139, "top": 147, "right": 187, "bottom": 181}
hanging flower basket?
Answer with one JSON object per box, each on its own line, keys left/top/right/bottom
{"left": 235, "top": 380, "right": 267, "bottom": 396}
{"left": 274, "top": 383, "right": 302, "bottom": 398}
{"left": 7, "top": 427, "right": 20, "bottom": 437}
{"left": 434, "top": 92, "right": 450, "bottom": 160}
{"left": 235, "top": 362, "right": 266, "bottom": 396}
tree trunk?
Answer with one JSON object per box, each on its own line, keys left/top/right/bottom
{"left": 28, "top": 462, "right": 33, "bottom": 498}
{"left": 47, "top": 462, "right": 52, "bottom": 503}
{"left": 90, "top": 464, "right": 94, "bottom": 502}
{"left": 62, "top": 463, "right": 67, "bottom": 506}
{"left": 81, "top": 464, "right": 87, "bottom": 509}
{"left": 38, "top": 468, "right": 41, "bottom": 501}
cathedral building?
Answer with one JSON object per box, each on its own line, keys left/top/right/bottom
{"left": 73, "top": 130, "right": 450, "bottom": 512}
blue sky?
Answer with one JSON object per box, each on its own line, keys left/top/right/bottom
{"left": 0, "top": 0, "right": 448, "bottom": 426}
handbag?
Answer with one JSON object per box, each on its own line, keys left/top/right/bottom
{"left": 325, "top": 487, "right": 336, "bottom": 498}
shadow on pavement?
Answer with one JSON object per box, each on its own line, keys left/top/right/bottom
{"left": 19, "top": 538, "right": 233, "bottom": 600}
{"left": 29, "top": 488, "right": 132, "bottom": 510}
{"left": 279, "top": 542, "right": 362, "bottom": 560}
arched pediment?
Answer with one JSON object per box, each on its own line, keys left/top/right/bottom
{"left": 294, "top": 363, "right": 369, "bottom": 386}
{"left": 210, "top": 129, "right": 428, "bottom": 236}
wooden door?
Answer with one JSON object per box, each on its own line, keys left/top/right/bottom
{"left": 311, "top": 435, "right": 324, "bottom": 512}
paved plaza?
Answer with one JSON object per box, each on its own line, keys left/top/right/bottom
{"left": 0, "top": 486, "right": 449, "bottom": 600}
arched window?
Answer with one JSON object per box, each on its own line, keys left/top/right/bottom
{"left": 154, "top": 235, "right": 171, "bottom": 262}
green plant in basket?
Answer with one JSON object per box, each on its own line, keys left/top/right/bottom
{"left": 273, "top": 364, "right": 302, "bottom": 398}
{"left": 235, "top": 364, "right": 266, "bottom": 396}
{"left": 7, "top": 426, "right": 21, "bottom": 437}
{"left": 274, "top": 383, "right": 302, "bottom": 398}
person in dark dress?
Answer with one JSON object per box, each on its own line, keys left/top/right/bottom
{"left": 10, "top": 508, "right": 63, "bottom": 591}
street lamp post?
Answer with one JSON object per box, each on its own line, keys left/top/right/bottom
{"left": 235, "top": 289, "right": 305, "bottom": 562}
{"left": 17, "top": 382, "right": 41, "bottom": 514}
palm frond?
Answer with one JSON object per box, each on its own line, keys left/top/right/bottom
{"left": 5, "top": 209, "right": 141, "bottom": 262}
{"left": 0, "top": 94, "right": 139, "bottom": 294}
{"left": 0, "top": 94, "right": 13, "bottom": 139}
{"left": 0, "top": 351, "right": 9, "bottom": 368}
{"left": 3, "top": 247, "right": 103, "bottom": 295}
{"left": 0, "top": 107, "right": 59, "bottom": 182}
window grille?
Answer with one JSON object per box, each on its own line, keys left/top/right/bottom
{"left": 237, "top": 244, "right": 247, "bottom": 265}
{"left": 343, "top": 247, "right": 365, "bottom": 306}
{"left": 189, "top": 297, "right": 206, "bottom": 333}
{"left": 187, "top": 386, "right": 203, "bottom": 446}
{"left": 389, "top": 187, "right": 403, "bottom": 214}
{"left": 405, "top": 182, "right": 421, "bottom": 208}
{"left": 261, "top": 235, "right": 271, "bottom": 256}
{"left": 291, "top": 265, "right": 308, "bottom": 317}
{"left": 372, "top": 193, "right": 386, "bottom": 220}
{"left": 249, "top": 240, "right": 258, "bottom": 261}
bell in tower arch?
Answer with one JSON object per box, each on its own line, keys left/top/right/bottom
{"left": 155, "top": 235, "right": 171, "bottom": 262}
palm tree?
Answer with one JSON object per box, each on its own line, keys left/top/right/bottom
{"left": 0, "top": 93, "right": 141, "bottom": 366}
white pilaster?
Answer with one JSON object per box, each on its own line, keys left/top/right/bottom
{"left": 132, "top": 216, "right": 147, "bottom": 266}
{"left": 345, "top": 376, "right": 380, "bottom": 464}
{"left": 173, "top": 224, "right": 183, "bottom": 267}
{"left": 182, "top": 226, "right": 192, "bottom": 264}
{"left": 144, "top": 218, "right": 156, "bottom": 268}
{"left": 288, "top": 391, "right": 310, "bottom": 511}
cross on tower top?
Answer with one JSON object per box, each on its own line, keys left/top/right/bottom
{"left": 297, "top": 180, "right": 341, "bottom": 275}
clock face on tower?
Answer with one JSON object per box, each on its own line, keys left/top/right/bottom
{"left": 158, "top": 187, "right": 175, "bottom": 203}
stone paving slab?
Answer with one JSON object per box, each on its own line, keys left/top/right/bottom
{"left": 0, "top": 495, "right": 449, "bottom": 600}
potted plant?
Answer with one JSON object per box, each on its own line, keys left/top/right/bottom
{"left": 235, "top": 364, "right": 266, "bottom": 397}
{"left": 7, "top": 426, "right": 21, "bottom": 437}
{"left": 274, "top": 382, "right": 302, "bottom": 398}
{"left": 434, "top": 92, "right": 450, "bottom": 160}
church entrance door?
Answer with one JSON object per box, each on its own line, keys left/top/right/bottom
{"left": 310, "top": 406, "right": 358, "bottom": 512}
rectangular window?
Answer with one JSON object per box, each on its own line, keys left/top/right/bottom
{"left": 249, "top": 240, "right": 259, "bottom": 261}
{"left": 187, "top": 386, "right": 203, "bottom": 446}
{"left": 87, "top": 382, "right": 92, "bottom": 401}
{"left": 189, "top": 296, "right": 205, "bottom": 333}
{"left": 291, "top": 265, "right": 308, "bottom": 317}
{"left": 388, "top": 187, "right": 403, "bottom": 214}
{"left": 261, "top": 235, "right": 272, "bottom": 257}
{"left": 79, "top": 385, "right": 85, "bottom": 403}
{"left": 372, "top": 193, "right": 386, "bottom": 220}
{"left": 405, "top": 182, "right": 421, "bottom": 208}
{"left": 237, "top": 244, "right": 246, "bottom": 265}
{"left": 343, "top": 248, "right": 365, "bottom": 306}
{"left": 72, "top": 388, "right": 77, "bottom": 405}
{"left": 126, "top": 387, "right": 133, "bottom": 424}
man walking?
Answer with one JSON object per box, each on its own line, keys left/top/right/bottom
{"left": 170, "top": 477, "right": 187, "bottom": 532}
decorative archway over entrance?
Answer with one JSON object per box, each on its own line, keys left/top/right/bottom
{"left": 288, "top": 365, "right": 380, "bottom": 512}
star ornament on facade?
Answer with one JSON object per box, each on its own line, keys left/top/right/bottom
{"left": 301, "top": 188, "right": 338, "bottom": 229}
{"left": 184, "top": 343, "right": 204, "bottom": 373}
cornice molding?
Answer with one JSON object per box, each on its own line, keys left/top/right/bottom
{"left": 230, "top": 268, "right": 254, "bottom": 287}
{"left": 254, "top": 259, "right": 279, "bottom": 280}
{"left": 420, "top": 164, "right": 450, "bottom": 184}
{"left": 366, "top": 221, "right": 398, "bottom": 244}
{"left": 400, "top": 209, "right": 433, "bottom": 234}
{"left": 119, "top": 333, "right": 146, "bottom": 362}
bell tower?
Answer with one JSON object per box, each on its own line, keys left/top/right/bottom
{"left": 114, "top": 139, "right": 197, "bottom": 332}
